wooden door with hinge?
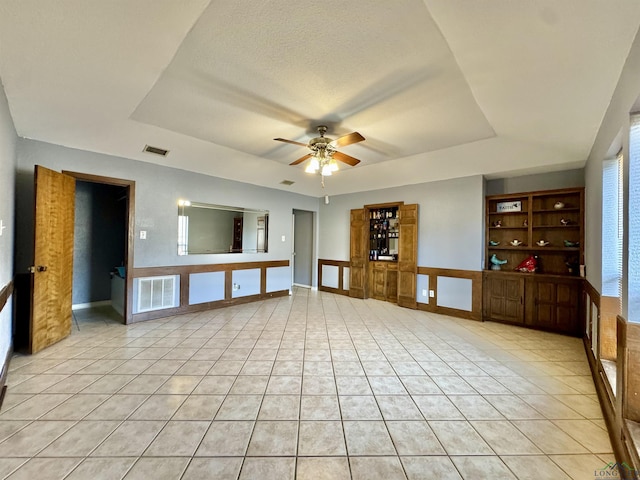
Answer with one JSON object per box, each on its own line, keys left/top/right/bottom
{"left": 483, "top": 273, "right": 525, "bottom": 324}
{"left": 349, "top": 208, "right": 367, "bottom": 298}
{"left": 397, "top": 203, "right": 418, "bottom": 308}
{"left": 29, "top": 165, "right": 76, "bottom": 353}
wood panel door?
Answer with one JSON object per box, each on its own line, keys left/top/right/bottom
{"left": 397, "top": 204, "right": 418, "bottom": 308}
{"left": 349, "top": 208, "right": 367, "bottom": 298}
{"left": 483, "top": 274, "right": 524, "bottom": 324}
{"left": 30, "top": 166, "right": 76, "bottom": 353}
{"left": 531, "top": 278, "right": 580, "bottom": 334}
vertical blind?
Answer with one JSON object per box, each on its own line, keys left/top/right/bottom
{"left": 629, "top": 115, "right": 640, "bottom": 321}
{"left": 602, "top": 151, "right": 623, "bottom": 306}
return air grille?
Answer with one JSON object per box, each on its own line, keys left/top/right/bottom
{"left": 143, "top": 145, "right": 169, "bottom": 157}
{"left": 137, "top": 276, "right": 177, "bottom": 312}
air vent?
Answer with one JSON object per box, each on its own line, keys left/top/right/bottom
{"left": 143, "top": 145, "right": 169, "bottom": 157}
{"left": 137, "top": 276, "right": 177, "bottom": 312}
{"left": 280, "top": 180, "right": 295, "bottom": 186}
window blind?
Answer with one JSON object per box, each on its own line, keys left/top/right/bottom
{"left": 629, "top": 116, "right": 640, "bottom": 321}
{"left": 602, "top": 151, "right": 623, "bottom": 305}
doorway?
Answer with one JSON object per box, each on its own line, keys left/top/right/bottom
{"left": 65, "top": 171, "right": 135, "bottom": 324}
{"left": 292, "top": 209, "right": 314, "bottom": 288}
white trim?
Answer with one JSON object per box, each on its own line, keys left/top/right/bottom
{"left": 72, "top": 300, "right": 111, "bottom": 311}
{"left": 293, "top": 283, "right": 312, "bottom": 289}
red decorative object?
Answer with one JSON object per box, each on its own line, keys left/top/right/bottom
{"left": 515, "top": 255, "right": 538, "bottom": 273}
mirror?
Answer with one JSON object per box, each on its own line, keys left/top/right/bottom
{"left": 178, "top": 201, "right": 269, "bottom": 255}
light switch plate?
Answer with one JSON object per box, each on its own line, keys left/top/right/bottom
{"left": 140, "top": 230, "right": 147, "bottom": 239}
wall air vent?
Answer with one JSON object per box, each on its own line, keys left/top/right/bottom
{"left": 143, "top": 145, "right": 169, "bottom": 157}
{"left": 280, "top": 180, "right": 295, "bottom": 186}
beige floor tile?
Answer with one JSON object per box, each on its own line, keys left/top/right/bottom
{"left": 0, "top": 420, "right": 76, "bottom": 457}
{"left": 335, "top": 376, "right": 372, "bottom": 395}
{"left": 300, "top": 395, "right": 341, "bottom": 420}
{"left": 429, "top": 421, "right": 493, "bottom": 455}
{"left": 209, "top": 361, "right": 245, "bottom": 375}
{"left": 400, "top": 375, "right": 442, "bottom": 394}
{"left": 302, "top": 376, "right": 337, "bottom": 395}
{"left": 368, "top": 376, "right": 408, "bottom": 395}
{"left": 0, "top": 421, "right": 29, "bottom": 443}
{"left": 519, "top": 395, "right": 584, "bottom": 419}
{"left": 0, "top": 393, "right": 71, "bottom": 420}
{"left": 192, "top": 375, "right": 235, "bottom": 395}
{"left": 110, "top": 359, "right": 157, "bottom": 375}
{"left": 552, "top": 419, "right": 613, "bottom": 453}
{"left": 500, "top": 455, "right": 571, "bottom": 480}
{"left": 298, "top": 421, "right": 346, "bottom": 456}
{"left": 239, "top": 457, "right": 295, "bottom": 480}
{"left": 195, "top": 421, "right": 254, "bottom": 456}
{"left": 386, "top": 421, "right": 445, "bottom": 455}
{"left": 144, "top": 420, "right": 209, "bottom": 456}
{"left": 0, "top": 458, "right": 27, "bottom": 478}
{"left": 449, "top": 395, "right": 505, "bottom": 420}
{"left": 553, "top": 394, "right": 603, "bottom": 419}
{"left": 339, "top": 395, "right": 382, "bottom": 420}
{"left": 182, "top": 457, "right": 243, "bottom": 480}
{"left": 451, "top": 456, "right": 516, "bottom": 479}
{"left": 483, "top": 395, "right": 545, "bottom": 420}
{"left": 91, "top": 421, "right": 166, "bottom": 457}
{"left": 413, "top": 395, "right": 464, "bottom": 420}
{"left": 65, "top": 457, "right": 137, "bottom": 480}
{"left": 81, "top": 374, "right": 136, "bottom": 394}
{"left": 38, "top": 420, "right": 120, "bottom": 457}
{"left": 376, "top": 395, "right": 423, "bottom": 420}
{"left": 265, "top": 375, "right": 302, "bottom": 394}
{"left": 258, "top": 394, "right": 300, "bottom": 420}
{"left": 85, "top": 394, "right": 149, "bottom": 420}
{"left": 511, "top": 420, "right": 589, "bottom": 454}
{"left": 471, "top": 420, "right": 542, "bottom": 455}
{"left": 42, "top": 374, "right": 103, "bottom": 394}
{"left": 247, "top": 420, "right": 298, "bottom": 456}
{"left": 401, "top": 456, "right": 462, "bottom": 479}
{"left": 128, "top": 394, "right": 187, "bottom": 420}
{"left": 350, "top": 456, "right": 406, "bottom": 480}
{"left": 343, "top": 421, "right": 396, "bottom": 455}
{"left": 296, "top": 457, "right": 350, "bottom": 479}
{"left": 432, "top": 376, "right": 478, "bottom": 395}
{"left": 172, "top": 394, "right": 225, "bottom": 420}
{"left": 118, "top": 375, "right": 169, "bottom": 394}
{"left": 4, "top": 457, "right": 82, "bottom": 480}
{"left": 229, "top": 375, "right": 270, "bottom": 395}
{"left": 549, "top": 453, "right": 614, "bottom": 480}
{"left": 215, "top": 394, "right": 263, "bottom": 420}
{"left": 155, "top": 375, "right": 203, "bottom": 394}
{"left": 41, "top": 393, "right": 110, "bottom": 420}
{"left": 123, "top": 457, "right": 189, "bottom": 480}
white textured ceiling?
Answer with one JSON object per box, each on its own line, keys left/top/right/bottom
{"left": 1, "top": 0, "right": 640, "bottom": 197}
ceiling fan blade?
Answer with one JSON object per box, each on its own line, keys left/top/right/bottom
{"left": 289, "top": 153, "right": 312, "bottom": 166}
{"left": 274, "top": 137, "right": 308, "bottom": 147}
{"left": 331, "top": 131, "right": 365, "bottom": 148}
{"left": 333, "top": 151, "right": 361, "bottom": 166}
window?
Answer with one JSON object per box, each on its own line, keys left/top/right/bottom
{"left": 629, "top": 115, "right": 640, "bottom": 321}
{"left": 602, "top": 151, "right": 623, "bottom": 304}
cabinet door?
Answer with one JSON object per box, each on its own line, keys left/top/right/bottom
{"left": 349, "top": 208, "right": 367, "bottom": 298}
{"left": 386, "top": 265, "right": 398, "bottom": 302}
{"left": 483, "top": 275, "right": 524, "bottom": 324}
{"left": 397, "top": 204, "right": 418, "bottom": 308}
{"left": 532, "top": 279, "right": 580, "bottom": 334}
{"left": 371, "top": 263, "right": 387, "bottom": 300}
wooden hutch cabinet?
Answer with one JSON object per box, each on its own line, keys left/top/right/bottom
{"left": 350, "top": 202, "right": 418, "bottom": 308}
{"left": 483, "top": 187, "right": 585, "bottom": 336}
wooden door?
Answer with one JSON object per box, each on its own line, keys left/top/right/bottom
{"left": 349, "top": 208, "right": 367, "bottom": 298}
{"left": 370, "top": 262, "right": 387, "bottom": 300}
{"left": 30, "top": 166, "right": 76, "bottom": 353}
{"left": 397, "top": 204, "right": 418, "bottom": 308}
{"left": 484, "top": 274, "right": 524, "bottom": 324}
{"left": 532, "top": 278, "right": 580, "bottom": 335}
{"left": 386, "top": 263, "right": 398, "bottom": 303}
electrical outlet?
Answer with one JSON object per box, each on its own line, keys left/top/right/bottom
{"left": 429, "top": 290, "right": 435, "bottom": 298}
{"left": 233, "top": 283, "right": 240, "bottom": 291}
{"left": 422, "top": 289, "right": 427, "bottom": 297}
{"left": 281, "top": 235, "right": 286, "bottom": 242}
{"left": 140, "top": 230, "right": 147, "bottom": 240}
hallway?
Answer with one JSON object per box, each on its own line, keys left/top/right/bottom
{"left": 0, "top": 289, "right": 612, "bottom": 479}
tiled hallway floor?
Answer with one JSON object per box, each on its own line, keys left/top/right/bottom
{"left": 0, "top": 289, "right": 613, "bottom": 479}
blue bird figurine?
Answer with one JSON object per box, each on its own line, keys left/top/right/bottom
{"left": 490, "top": 254, "right": 508, "bottom": 270}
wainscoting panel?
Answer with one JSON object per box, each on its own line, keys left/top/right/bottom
{"left": 189, "top": 271, "right": 225, "bottom": 305}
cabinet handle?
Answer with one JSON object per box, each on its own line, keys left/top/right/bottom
{"left": 520, "top": 296, "right": 523, "bottom": 304}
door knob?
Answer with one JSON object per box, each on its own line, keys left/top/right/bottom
{"left": 28, "top": 265, "right": 47, "bottom": 273}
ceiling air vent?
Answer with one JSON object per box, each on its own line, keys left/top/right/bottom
{"left": 143, "top": 145, "right": 169, "bottom": 157}
{"left": 280, "top": 180, "right": 295, "bottom": 186}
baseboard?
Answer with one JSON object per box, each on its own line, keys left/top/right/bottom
{"left": 0, "top": 344, "right": 12, "bottom": 412}
{"left": 72, "top": 300, "right": 112, "bottom": 310}
{"left": 293, "top": 283, "right": 312, "bottom": 289}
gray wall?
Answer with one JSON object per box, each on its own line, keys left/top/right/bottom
{"left": 72, "top": 181, "right": 126, "bottom": 305}
{"left": 0, "top": 81, "right": 16, "bottom": 375}
{"left": 318, "top": 175, "right": 485, "bottom": 271}
{"left": 485, "top": 168, "right": 585, "bottom": 195}
{"left": 293, "top": 209, "right": 314, "bottom": 286}
{"left": 15, "top": 138, "right": 320, "bottom": 280}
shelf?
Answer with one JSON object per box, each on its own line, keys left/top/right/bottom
{"left": 532, "top": 225, "right": 579, "bottom": 229}
{"left": 488, "top": 211, "right": 528, "bottom": 215}
{"left": 488, "top": 246, "right": 580, "bottom": 252}
{"left": 489, "top": 226, "right": 528, "bottom": 230}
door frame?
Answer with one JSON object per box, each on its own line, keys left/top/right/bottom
{"left": 63, "top": 171, "right": 135, "bottom": 324}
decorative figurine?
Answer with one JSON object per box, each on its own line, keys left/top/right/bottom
{"left": 492, "top": 220, "right": 502, "bottom": 227}
{"left": 563, "top": 240, "right": 579, "bottom": 247}
{"left": 554, "top": 201, "right": 565, "bottom": 209}
{"left": 523, "top": 219, "right": 528, "bottom": 227}
{"left": 536, "top": 240, "right": 550, "bottom": 246}
{"left": 489, "top": 240, "right": 500, "bottom": 246}
{"left": 515, "top": 255, "right": 538, "bottom": 273}
{"left": 490, "top": 254, "right": 508, "bottom": 270}
{"left": 560, "top": 218, "right": 573, "bottom": 226}
{"left": 509, "top": 239, "right": 523, "bottom": 246}
{"left": 565, "top": 256, "right": 580, "bottom": 275}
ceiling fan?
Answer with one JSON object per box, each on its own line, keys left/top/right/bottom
{"left": 274, "top": 125, "right": 365, "bottom": 171}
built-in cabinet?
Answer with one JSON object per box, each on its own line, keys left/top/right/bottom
{"left": 483, "top": 187, "right": 585, "bottom": 336}
{"left": 350, "top": 202, "right": 418, "bottom": 308}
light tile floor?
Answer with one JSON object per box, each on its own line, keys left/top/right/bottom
{"left": 0, "top": 288, "right": 613, "bottom": 479}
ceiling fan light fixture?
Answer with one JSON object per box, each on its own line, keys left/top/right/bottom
{"left": 329, "top": 159, "right": 339, "bottom": 172}
{"left": 321, "top": 163, "right": 333, "bottom": 176}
